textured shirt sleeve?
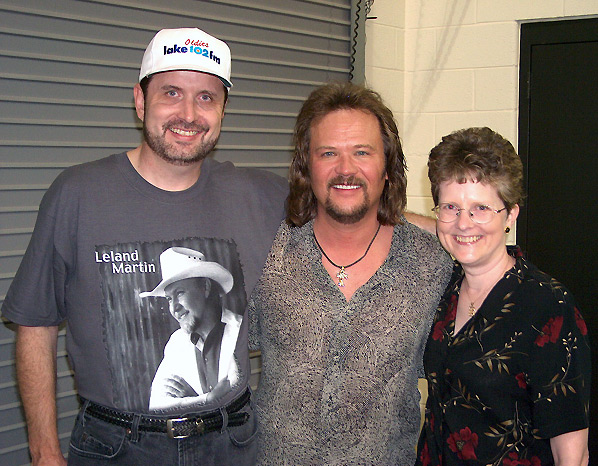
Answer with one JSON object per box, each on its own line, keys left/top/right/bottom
{"left": 526, "top": 278, "right": 591, "bottom": 438}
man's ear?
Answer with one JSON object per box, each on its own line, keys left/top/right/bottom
{"left": 133, "top": 83, "right": 145, "bottom": 122}
{"left": 204, "top": 278, "right": 212, "bottom": 298}
{"left": 221, "top": 96, "right": 227, "bottom": 120}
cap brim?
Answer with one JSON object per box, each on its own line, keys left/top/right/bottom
{"left": 140, "top": 68, "right": 232, "bottom": 88}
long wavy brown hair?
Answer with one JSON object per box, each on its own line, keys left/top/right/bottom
{"left": 287, "top": 81, "right": 407, "bottom": 227}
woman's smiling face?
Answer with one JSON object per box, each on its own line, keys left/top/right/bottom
{"left": 436, "top": 179, "right": 519, "bottom": 272}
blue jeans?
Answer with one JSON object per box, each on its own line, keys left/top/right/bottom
{"left": 68, "top": 399, "right": 257, "bottom": 465}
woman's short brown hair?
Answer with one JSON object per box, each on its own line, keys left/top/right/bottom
{"left": 428, "top": 127, "right": 524, "bottom": 211}
{"left": 287, "top": 81, "right": 407, "bottom": 226}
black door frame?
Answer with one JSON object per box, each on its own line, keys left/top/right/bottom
{"left": 518, "top": 17, "right": 598, "bottom": 248}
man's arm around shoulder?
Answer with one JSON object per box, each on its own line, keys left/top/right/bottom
{"left": 404, "top": 211, "right": 436, "bottom": 235}
{"left": 16, "top": 325, "right": 66, "bottom": 466}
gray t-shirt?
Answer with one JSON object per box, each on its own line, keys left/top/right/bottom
{"left": 2, "top": 153, "right": 287, "bottom": 415}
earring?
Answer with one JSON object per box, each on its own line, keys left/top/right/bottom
{"left": 505, "top": 227, "right": 511, "bottom": 234}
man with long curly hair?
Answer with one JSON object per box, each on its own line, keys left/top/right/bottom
{"left": 249, "top": 81, "right": 453, "bottom": 465}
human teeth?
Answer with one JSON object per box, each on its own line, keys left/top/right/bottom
{"left": 171, "top": 128, "right": 198, "bottom": 136}
{"left": 456, "top": 235, "right": 481, "bottom": 243}
{"left": 333, "top": 184, "right": 360, "bottom": 190}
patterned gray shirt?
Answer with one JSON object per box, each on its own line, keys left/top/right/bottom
{"left": 249, "top": 218, "right": 453, "bottom": 465}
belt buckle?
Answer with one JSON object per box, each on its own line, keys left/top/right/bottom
{"left": 166, "top": 417, "right": 205, "bottom": 439}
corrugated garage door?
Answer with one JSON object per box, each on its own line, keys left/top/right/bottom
{"left": 0, "top": 0, "right": 362, "bottom": 463}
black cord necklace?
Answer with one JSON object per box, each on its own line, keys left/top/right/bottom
{"left": 313, "top": 223, "right": 381, "bottom": 287}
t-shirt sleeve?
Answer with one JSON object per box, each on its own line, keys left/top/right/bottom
{"left": 1, "top": 177, "right": 70, "bottom": 326}
{"left": 526, "top": 284, "right": 591, "bottom": 438}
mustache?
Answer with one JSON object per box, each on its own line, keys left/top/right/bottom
{"left": 327, "top": 176, "right": 365, "bottom": 189}
{"left": 163, "top": 119, "right": 210, "bottom": 133}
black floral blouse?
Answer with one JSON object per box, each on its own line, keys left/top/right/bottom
{"left": 416, "top": 247, "right": 591, "bottom": 466}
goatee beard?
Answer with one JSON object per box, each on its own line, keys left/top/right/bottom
{"left": 324, "top": 175, "right": 370, "bottom": 224}
{"left": 325, "top": 201, "right": 369, "bottom": 224}
{"left": 143, "top": 120, "right": 219, "bottom": 166}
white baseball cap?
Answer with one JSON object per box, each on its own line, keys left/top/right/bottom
{"left": 139, "top": 28, "right": 233, "bottom": 88}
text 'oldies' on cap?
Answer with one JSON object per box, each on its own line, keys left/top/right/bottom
{"left": 139, "top": 27, "right": 232, "bottom": 88}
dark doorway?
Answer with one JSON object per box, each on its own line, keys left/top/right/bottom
{"left": 519, "top": 17, "right": 598, "bottom": 457}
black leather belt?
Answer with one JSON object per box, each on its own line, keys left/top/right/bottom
{"left": 84, "top": 389, "right": 250, "bottom": 439}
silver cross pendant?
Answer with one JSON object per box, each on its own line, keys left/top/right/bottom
{"left": 336, "top": 267, "right": 348, "bottom": 287}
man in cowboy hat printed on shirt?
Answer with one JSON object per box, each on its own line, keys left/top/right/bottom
{"left": 140, "top": 247, "right": 242, "bottom": 411}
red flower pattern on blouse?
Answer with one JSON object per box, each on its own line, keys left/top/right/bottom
{"left": 419, "top": 441, "right": 431, "bottom": 466}
{"left": 447, "top": 427, "right": 478, "bottom": 460}
{"left": 534, "top": 315, "right": 563, "bottom": 347}
{"left": 515, "top": 372, "right": 527, "bottom": 389}
{"left": 502, "top": 451, "right": 541, "bottom": 466}
{"left": 574, "top": 307, "right": 587, "bottom": 335}
{"left": 432, "top": 295, "right": 458, "bottom": 341}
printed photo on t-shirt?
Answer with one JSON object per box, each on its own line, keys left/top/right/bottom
{"left": 96, "top": 237, "right": 247, "bottom": 413}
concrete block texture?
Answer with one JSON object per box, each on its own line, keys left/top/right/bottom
{"left": 564, "top": 0, "right": 598, "bottom": 16}
{"left": 405, "top": 28, "right": 437, "bottom": 72}
{"left": 368, "top": 0, "right": 406, "bottom": 28}
{"left": 474, "top": 66, "right": 518, "bottom": 111}
{"left": 366, "top": 23, "right": 403, "bottom": 71}
{"left": 406, "top": 195, "right": 436, "bottom": 217}
{"left": 402, "top": 112, "right": 436, "bottom": 156}
{"left": 405, "top": 0, "right": 476, "bottom": 28}
{"left": 477, "top": 0, "right": 566, "bottom": 22}
{"left": 366, "top": 68, "right": 405, "bottom": 114}
{"left": 405, "top": 153, "right": 432, "bottom": 197}
{"left": 404, "top": 69, "right": 474, "bottom": 113}
{"left": 436, "top": 22, "right": 519, "bottom": 69}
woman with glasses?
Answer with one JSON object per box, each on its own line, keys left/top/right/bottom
{"left": 415, "top": 127, "right": 590, "bottom": 466}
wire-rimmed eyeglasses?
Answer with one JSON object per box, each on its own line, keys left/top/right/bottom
{"left": 432, "top": 203, "right": 507, "bottom": 224}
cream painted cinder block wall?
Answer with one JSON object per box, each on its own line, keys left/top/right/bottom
{"left": 365, "top": 0, "right": 598, "bottom": 221}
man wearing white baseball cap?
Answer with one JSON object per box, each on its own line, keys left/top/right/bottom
{"left": 2, "top": 27, "right": 287, "bottom": 465}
